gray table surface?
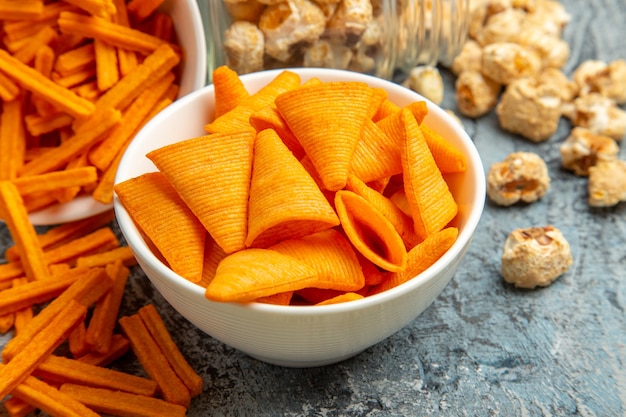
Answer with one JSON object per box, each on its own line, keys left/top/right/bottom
{"left": 2, "top": 0, "right": 626, "bottom": 416}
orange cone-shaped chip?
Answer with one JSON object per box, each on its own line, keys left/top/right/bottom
{"left": 114, "top": 172, "right": 206, "bottom": 283}
{"left": 205, "top": 248, "right": 318, "bottom": 302}
{"left": 370, "top": 227, "right": 458, "bottom": 294}
{"left": 270, "top": 229, "right": 365, "bottom": 292}
{"left": 212, "top": 65, "right": 250, "bottom": 118}
{"left": 400, "top": 109, "right": 458, "bottom": 239}
{"left": 334, "top": 190, "right": 407, "bottom": 273}
{"left": 275, "top": 81, "right": 373, "bottom": 191}
{"left": 249, "top": 105, "right": 305, "bottom": 160}
{"left": 350, "top": 119, "right": 401, "bottom": 183}
{"left": 421, "top": 123, "right": 467, "bottom": 174}
{"left": 245, "top": 129, "right": 339, "bottom": 248}
{"left": 345, "top": 174, "right": 420, "bottom": 249}
{"left": 146, "top": 131, "right": 255, "bottom": 254}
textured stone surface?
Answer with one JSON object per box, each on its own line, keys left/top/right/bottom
{"left": 1, "top": 1, "right": 625, "bottom": 415}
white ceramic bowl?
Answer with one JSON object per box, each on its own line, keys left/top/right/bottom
{"left": 28, "top": 0, "right": 207, "bottom": 226}
{"left": 114, "top": 68, "right": 485, "bottom": 368}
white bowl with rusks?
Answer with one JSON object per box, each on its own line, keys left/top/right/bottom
{"left": 113, "top": 67, "right": 485, "bottom": 367}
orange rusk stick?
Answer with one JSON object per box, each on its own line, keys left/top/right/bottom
{"left": 12, "top": 25, "right": 57, "bottom": 65}
{"left": 54, "top": 43, "right": 95, "bottom": 77}
{"left": 11, "top": 167, "right": 98, "bottom": 196}
{"left": 19, "top": 106, "right": 121, "bottom": 176}
{"left": 91, "top": 146, "right": 122, "bottom": 204}
{"left": 0, "top": 97, "right": 26, "bottom": 181}
{"left": 12, "top": 277, "right": 33, "bottom": 336}
{"left": 0, "top": 311, "right": 14, "bottom": 334}
{"left": 1, "top": 227, "right": 120, "bottom": 280}
{"left": 0, "top": 0, "right": 43, "bottom": 20}
{"left": 35, "top": 355, "right": 158, "bottom": 396}
{"left": 3, "top": 210, "right": 115, "bottom": 262}
{"left": 118, "top": 313, "right": 191, "bottom": 407}
{"left": 89, "top": 71, "right": 175, "bottom": 171}
{"left": 0, "top": 299, "right": 87, "bottom": 400}
{"left": 32, "top": 46, "right": 58, "bottom": 117}
{"left": 6, "top": 370, "right": 100, "bottom": 417}
{"left": 0, "top": 272, "right": 82, "bottom": 316}
{"left": 86, "top": 261, "right": 129, "bottom": 353}
{"left": 94, "top": 38, "right": 120, "bottom": 92}
{"left": 150, "top": 11, "right": 174, "bottom": 41}
{"left": 138, "top": 304, "right": 203, "bottom": 396}
{"left": 0, "top": 49, "right": 95, "bottom": 119}
{"left": 60, "top": 384, "right": 187, "bottom": 417}
{"left": 58, "top": 11, "right": 168, "bottom": 55}
{"left": 0, "top": 71, "right": 19, "bottom": 101}
{"left": 94, "top": 43, "right": 180, "bottom": 112}
{"left": 111, "top": 0, "right": 138, "bottom": 75}
{"left": 68, "top": 320, "right": 90, "bottom": 358}
{"left": 128, "top": 0, "right": 165, "bottom": 22}
{"left": 24, "top": 112, "right": 74, "bottom": 137}
{"left": 43, "top": 227, "right": 119, "bottom": 266}
{"left": 2, "top": 2, "right": 74, "bottom": 41}
{"left": 62, "top": 0, "right": 116, "bottom": 18}
{"left": 0, "top": 181, "right": 51, "bottom": 281}
{"left": 2, "top": 267, "right": 112, "bottom": 362}
{"left": 51, "top": 67, "right": 97, "bottom": 88}
{"left": 75, "top": 246, "right": 137, "bottom": 268}
{"left": 77, "top": 334, "right": 130, "bottom": 366}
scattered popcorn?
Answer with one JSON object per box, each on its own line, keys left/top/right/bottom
{"left": 588, "top": 160, "right": 626, "bottom": 207}
{"left": 487, "top": 151, "right": 550, "bottom": 206}
{"left": 473, "top": 7, "right": 526, "bottom": 46}
{"left": 562, "top": 93, "right": 626, "bottom": 141}
{"left": 573, "top": 59, "right": 626, "bottom": 104}
{"left": 501, "top": 225, "right": 573, "bottom": 289}
{"left": 455, "top": 70, "right": 501, "bottom": 118}
{"left": 258, "top": 0, "right": 327, "bottom": 63}
{"left": 536, "top": 67, "right": 578, "bottom": 102}
{"left": 450, "top": 39, "right": 483, "bottom": 76}
{"left": 223, "top": 0, "right": 266, "bottom": 22}
{"left": 560, "top": 127, "right": 619, "bottom": 176}
{"left": 223, "top": 20, "right": 266, "bottom": 74}
{"left": 402, "top": 65, "right": 444, "bottom": 105}
{"left": 496, "top": 77, "right": 562, "bottom": 142}
{"left": 513, "top": 25, "right": 570, "bottom": 69}
{"left": 481, "top": 42, "right": 542, "bottom": 85}
{"left": 304, "top": 39, "right": 353, "bottom": 69}
{"left": 326, "top": 0, "right": 373, "bottom": 47}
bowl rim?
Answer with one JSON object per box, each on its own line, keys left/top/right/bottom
{"left": 114, "top": 68, "right": 486, "bottom": 316}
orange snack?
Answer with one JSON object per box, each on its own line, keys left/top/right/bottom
{"left": 77, "top": 334, "right": 130, "bottom": 367}
{"left": 111, "top": 0, "right": 139, "bottom": 76}
{"left": 0, "top": 181, "right": 51, "bottom": 281}
{"left": 11, "top": 167, "right": 98, "bottom": 196}
{"left": 118, "top": 313, "right": 191, "bottom": 408}
{"left": 245, "top": 128, "right": 339, "bottom": 248}
{"left": 0, "top": 272, "right": 82, "bottom": 316}
{"left": 269, "top": 229, "right": 365, "bottom": 292}
{"left": 60, "top": 383, "right": 187, "bottom": 417}
{"left": 350, "top": 119, "right": 401, "bottom": 183}
{"left": 0, "top": 0, "right": 43, "bottom": 20}
{"left": 53, "top": 43, "right": 95, "bottom": 77}
{"left": 114, "top": 172, "right": 206, "bottom": 282}
{"left": 62, "top": 0, "right": 116, "bottom": 18}
{"left": 138, "top": 304, "right": 203, "bottom": 397}
{"left": 128, "top": 0, "right": 166, "bottom": 22}
{"left": 212, "top": 65, "right": 251, "bottom": 118}
{"left": 12, "top": 25, "right": 57, "bottom": 65}
{"left": 421, "top": 123, "right": 467, "bottom": 174}
{"left": 146, "top": 131, "right": 255, "bottom": 254}
{"left": 6, "top": 370, "right": 101, "bottom": 417}
{"left": 275, "top": 81, "right": 374, "bottom": 191}
{"left": 205, "top": 248, "right": 318, "bottom": 302}
{"left": 345, "top": 174, "right": 419, "bottom": 249}
{"left": 334, "top": 190, "right": 408, "bottom": 272}
{"left": 371, "top": 227, "right": 459, "bottom": 294}
{"left": 205, "top": 69, "right": 301, "bottom": 134}
{"left": 2, "top": 267, "right": 111, "bottom": 362}
{"left": 400, "top": 108, "right": 458, "bottom": 239}
{"left": 316, "top": 292, "right": 364, "bottom": 305}
{"left": 94, "top": 38, "right": 120, "bottom": 92}
{"left": 57, "top": 11, "right": 168, "bottom": 55}
{"left": 68, "top": 320, "right": 89, "bottom": 358}
{"left": 0, "top": 299, "right": 86, "bottom": 400}
{"left": 249, "top": 105, "right": 306, "bottom": 160}
{"left": 85, "top": 261, "right": 129, "bottom": 353}
{"left": 35, "top": 355, "right": 158, "bottom": 397}
{"left": 19, "top": 106, "right": 121, "bottom": 177}
{"left": 0, "top": 70, "right": 20, "bottom": 101}
{"left": 0, "top": 97, "right": 26, "bottom": 181}
{"left": 75, "top": 246, "right": 137, "bottom": 268}
{"left": 0, "top": 49, "right": 95, "bottom": 119}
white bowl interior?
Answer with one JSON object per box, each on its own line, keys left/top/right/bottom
{"left": 114, "top": 68, "right": 485, "bottom": 367}
{"left": 27, "top": 0, "right": 207, "bottom": 226}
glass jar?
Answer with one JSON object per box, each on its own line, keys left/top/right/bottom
{"left": 199, "top": 0, "right": 469, "bottom": 82}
